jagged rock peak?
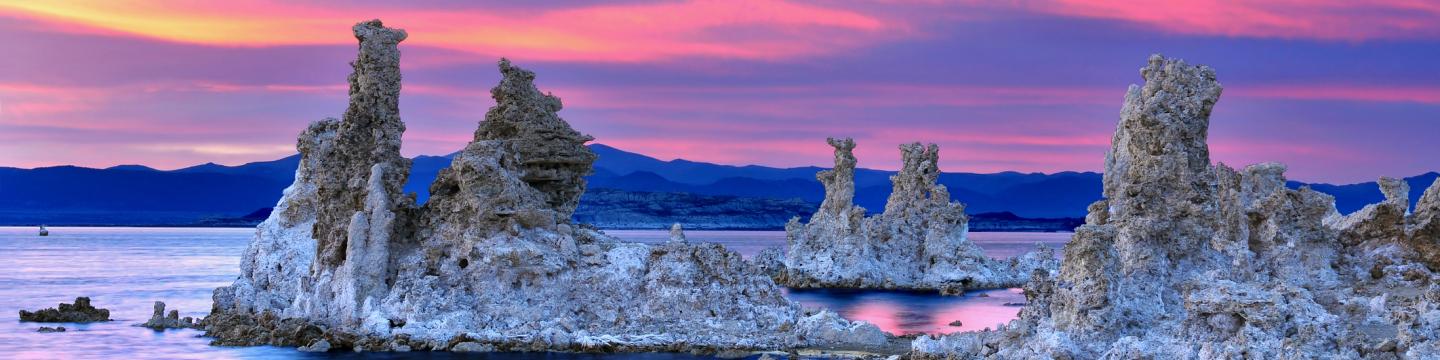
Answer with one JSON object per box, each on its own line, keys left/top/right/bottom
{"left": 309, "top": 19, "right": 414, "bottom": 270}
{"left": 1104, "top": 54, "right": 1222, "bottom": 220}
{"left": 884, "top": 142, "right": 951, "bottom": 214}
{"left": 474, "top": 58, "right": 597, "bottom": 218}
{"left": 816, "top": 137, "right": 858, "bottom": 216}
{"left": 1379, "top": 176, "right": 1410, "bottom": 210}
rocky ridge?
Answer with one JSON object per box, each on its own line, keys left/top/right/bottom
{"left": 911, "top": 55, "right": 1440, "bottom": 359}
{"left": 203, "top": 20, "right": 887, "bottom": 354}
{"left": 776, "top": 138, "right": 1056, "bottom": 293}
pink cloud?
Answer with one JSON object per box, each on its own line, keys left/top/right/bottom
{"left": 1020, "top": 0, "right": 1440, "bottom": 41}
{"left": 1231, "top": 84, "right": 1440, "bottom": 104}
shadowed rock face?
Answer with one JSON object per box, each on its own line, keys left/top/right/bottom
{"left": 912, "top": 55, "right": 1440, "bottom": 360}
{"left": 1411, "top": 179, "right": 1440, "bottom": 269}
{"left": 778, "top": 138, "right": 1055, "bottom": 293}
{"left": 207, "top": 20, "right": 887, "bottom": 354}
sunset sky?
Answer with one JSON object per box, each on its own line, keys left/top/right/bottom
{"left": 1, "top": 0, "right": 1438, "bottom": 183}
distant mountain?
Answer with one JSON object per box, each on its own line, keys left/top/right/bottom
{"left": 575, "top": 188, "right": 814, "bottom": 230}
{"left": 1288, "top": 172, "right": 1439, "bottom": 214}
{"left": 105, "top": 164, "right": 159, "bottom": 172}
{"left": 1, "top": 143, "right": 1431, "bottom": 227}
{"left": 587, "top": 145, "right": 1102, "bottom": 218}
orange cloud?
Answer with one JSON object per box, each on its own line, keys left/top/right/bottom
{"left": 1022, "top": 0, "right": 1440, "bottom": 41}
{"left": 0, "top": 0, "right": 898, "bottom": 62}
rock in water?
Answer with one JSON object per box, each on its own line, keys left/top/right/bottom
{"left": 19, "top": 297, "right": 110, "bottom": 323}
{"left": 137, "top": 301, "right": 198, "bottom": 330}
{"left": 205, "top": 19, "right": 886, "bottom": 354}
{"left": 911, "top": 54, "right": 1440, "bottom": 359}
{"left": 36, "top": 326, "right": 65, "bottom": 333}
{"left": 778, "top": 138, "right": 1056, "bottom": 293}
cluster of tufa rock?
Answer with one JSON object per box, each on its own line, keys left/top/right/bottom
{"left": 137, "top": 301, "right": 199, "bottom": 330}
{"left": 911, "top": 55, "right": 1440, "bottom": 359}
{"left": 771, "top": 137, "right": 1057, "bottom": 294}
{"left": 203, "top": 20, "right": 887, "bottom": 354}
{"left": 19, "top": 297, "right": 110, "bottom": 323}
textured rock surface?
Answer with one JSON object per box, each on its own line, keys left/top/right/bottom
{"left": 205, "top": 20, "right": 887, "bottom": 354}
{"left": 137, "top": 301, "right": 199, "bottom": 330}
{"left": 778, "top": 138, "right": 1055, "bottom": 293}
{"left": 911, "top": 54, "right": 1440, "bottom": 359}
{"left": 19, "top": 297, "right": 110, "bottom": 323}
{"left": 669, "top": 223, "right": 687, "bottom": 243}
{"left": 472, "top": 59, "right": 596, "bottom": 217}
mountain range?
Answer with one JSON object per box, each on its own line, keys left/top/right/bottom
{"left": 1, "top": 143, "right": 1434, "bottom": 229}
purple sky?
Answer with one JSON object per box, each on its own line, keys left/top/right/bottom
{"left": 1, "top": 1, "right": 1438, "bottom": 183}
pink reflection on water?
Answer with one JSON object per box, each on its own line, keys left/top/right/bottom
{"left": 787, "top": 287, "right": 1028, "bottom": 335}
{"left": 928, "top": 288, "right": 1025, "bottom": 333}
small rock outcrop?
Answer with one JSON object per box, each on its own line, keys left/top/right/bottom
{"left": 19, "top": 297, "right": 110, "bottom": 323}
{"left": 137, "top": 302, "right": 198, "bottom": 330}
{"left": 777, "top": 138, "right": 1056, "bottom": 293}
{"left": 204, "top": 19, "right": 887, "bottom": 354}
{"left": 36, "top": 326, "right": 65, "bottom": 333}
{"left": 669, "top": 223, "right": 687, "bottom": 243}
{"left": 911, "top": 55, "right": 1440, "bottom": 359}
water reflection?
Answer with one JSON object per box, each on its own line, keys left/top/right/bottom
{"left": 785, "top": 288, "right": 1026, "bottom": 335}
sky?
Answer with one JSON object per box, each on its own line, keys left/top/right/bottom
{"left": 1, "top": 1, "right": 1438, "bottom": 184}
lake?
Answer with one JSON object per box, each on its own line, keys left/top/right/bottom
{"left": 0, "top": 227, "right": 1070, "bottom": 359}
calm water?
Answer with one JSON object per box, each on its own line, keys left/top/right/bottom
{"left": 0, "top": 227, "right": 1069, "bottom": 359}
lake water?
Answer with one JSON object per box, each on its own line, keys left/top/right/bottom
{"left": 0, "top": 227, "right": 1070, "bottom": 359}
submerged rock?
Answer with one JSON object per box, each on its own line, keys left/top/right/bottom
{"left": 19, "top": 297, "right": 110, "bottom": 323}
{"left": 911, "top": 54, "right": 1440, "bottom": 359}
{"left": 36, "top": 326, "right": 65, "bottom": 333}
{"left": 205, "top": 19, "right": 886, "bottom": 354}
{"left": 777, "top": 138, "right": 1056, "bottom": 293}
{"left": 137, "top": 301, "right": 198, "bottom": 330}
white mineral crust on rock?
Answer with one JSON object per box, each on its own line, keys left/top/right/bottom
{"left": 206, "top": 19, "right": 886, "bottom": 353}
{"left": 910, "top": 54, "right": 1440, "bottom": 359}
{"left": 777, "top": 137, "right": 1056, "bottom": 293}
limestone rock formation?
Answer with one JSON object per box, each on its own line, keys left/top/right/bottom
{"left": 472, "top": 59, "right": 596, "bottom": 217}
{"left": 138, "top": 301, "right": 199, "bottom": 330}
{"left": 669, "top": 223, "right": 687, "bottom": 243}
{"left": 778, "top": 138, "right": 1056, "bottom": 293}
{"left": 205, "top": 19, "right": 886, "bottom": 354}
{"left": 19, "top": 297, "right": 110, "bottom": 323}
{"left": 911, "top": 54, "right": 1440, "bottom": 359}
